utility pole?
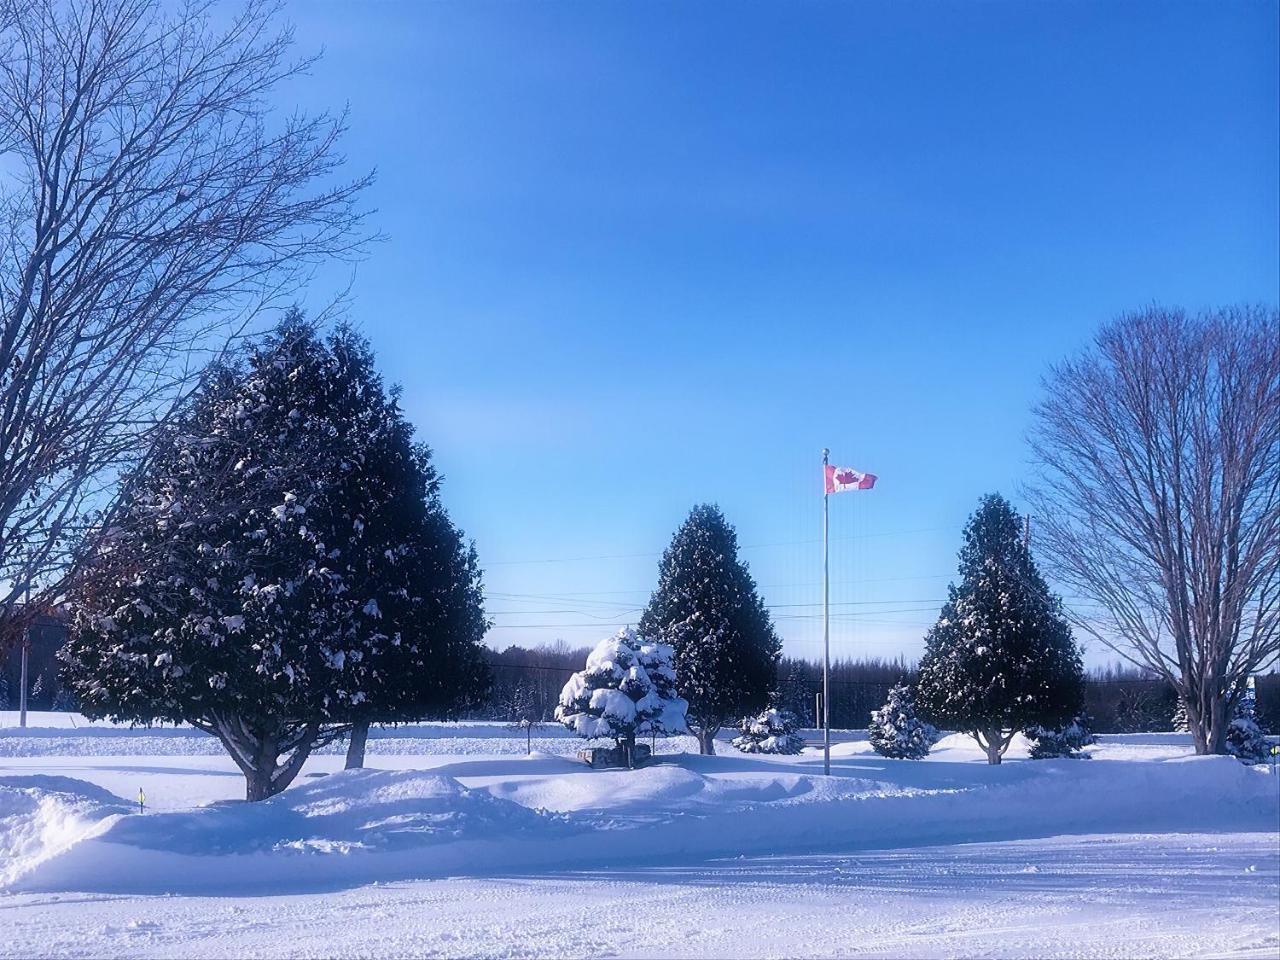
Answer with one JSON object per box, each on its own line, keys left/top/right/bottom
{"left": 18, "top": 635, "right": 29, "bottom": 728}
{"left": 822, "top": 448, "right": 831, "bottom": 777}
{"left": 18, "top": 584, "right": 30, "bottom": 728}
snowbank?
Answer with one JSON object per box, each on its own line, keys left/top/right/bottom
{"left": 3, "top": 751, "right": 1276, "bottom": 895}
{"left": 4, "top": 770, "right": 574, "bottom": 893}
{"left": 0, "top": 776, "right": 128, "bottom": 887}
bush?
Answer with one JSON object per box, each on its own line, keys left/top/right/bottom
{"left": 1026, "top": 717, "right": 1097, "bottom": 759}
{"left": 869, "top": 683, "right": 936, "bottom": 760}
{"left": 732, "top": 707, "right": 804, "bottom": 754}
{"left": 1225, "top": 717, "right": 1271, "bottom": 765}
{"left": 556, "top": 629, "right": 687, "bottom": 758}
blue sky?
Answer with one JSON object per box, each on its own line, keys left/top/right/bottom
{"left": 283, "top": 1, "right": 1279, "bottom": 665}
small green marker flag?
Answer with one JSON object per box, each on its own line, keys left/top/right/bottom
{"left": 138, "top": 788, "right": 145, "bottom": 813}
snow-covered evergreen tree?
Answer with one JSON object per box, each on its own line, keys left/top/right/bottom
{"left": 1026, "top": 716, "right": 1096, "bottom": 759}
{"left": 732, "top": 706, "right": 804, "bottom": 754}
{"left": 555, "top": 628, "right": 687, "bottom": 764}
{"left": 1224, "top": 687, "right": 1270, "bottom": 763}
{"left": 916, "top": 494, "right": 1085, "bottom": 764}
{"left": 63, "top": 317, "right": 488, "bottom": 799}
{"left": 1225, "top": 716, "right": 1270, "bottom": 764}
{"left": 1171, "top": 699, "right": 1189, "bottom": 733}
{"left": 322, "top": 329, "right": 489, "bottom": 770}
{"left": 868, "top": 683, "right": 937, "bottom": 760}
{"left": 639, "top": 505, "right": 781, "bottom": 754}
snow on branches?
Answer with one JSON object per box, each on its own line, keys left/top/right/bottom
{"left": 639, "top": 504, "right": 780, "bottom": 755}
{"left": 555, "top": 629, "right": 687, "bottom": 748}
{"left": 62, "top": 317, "right": 487, "bottom": 799}
{"left": 869, "top": 684, "right": 937, "bottom": 760}
{"left": 916, "top": 494, "right": 1085, "bottom": 764}
{"left": 732, "top": 707, "right": 804, "bottom": 754}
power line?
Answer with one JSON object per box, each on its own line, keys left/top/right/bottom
{"left": 481, "top": 572, "right": 956, "bottom": 599}
{"left": 483, "top": 526, "right": 948, "bottom": 567}
{"left": 485, "top": 599, "right": 948, "bottom": 616}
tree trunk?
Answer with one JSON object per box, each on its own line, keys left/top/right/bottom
{"left": 209, "top": 715, "right": 320, "bottom": 801}
{"left": 975, "top": 728, "right": 1004, "bottom": 764}
{"left": 1206, "top": 696, "right": 1229, "bottom": 755}
{"left": 696, "top": 727, "right": 718, "bottom": 755}
{"left": 1187, "top": 698, "right": 1209, "bottom": 754}
{"left": 245, "top": 767, "right": 276, "bottom": 802}
{"left": 1185, "top": 693, "right": 1231, "bottom": 755}
{"left": 345, "top": 719, "right": 370, "bottom": 770}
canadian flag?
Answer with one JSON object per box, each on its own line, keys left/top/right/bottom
{"left": 824, "top": 464, "right": 876, "bottom": 494}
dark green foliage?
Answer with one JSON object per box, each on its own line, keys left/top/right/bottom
{"left": 63, "top": 315, "right": 488, "bottom": 798}
{"left": 1225, "top": 717, "right": 1270, "bottom": 764}
{"left": 732, "top": 707, "right": 804, "bottom": 754}
{"left": 869, "top": 683, "right": 936, "bottom": 759}
{"left": 916, "top": 494, "right": 1085, "bottom": 764}
{"left": 1026, "top": 716, "right": 1096, "bottom": 759}
{"left": 639, "top": 505, "right": 781, "bottom": 754}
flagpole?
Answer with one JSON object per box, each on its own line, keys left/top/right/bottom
{"left": 822, "top": 447, "right": 830, "bottom": 777}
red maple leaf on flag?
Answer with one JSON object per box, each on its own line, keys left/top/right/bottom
{"left": 835, "top": 470, "right": 858, "bottom": 486}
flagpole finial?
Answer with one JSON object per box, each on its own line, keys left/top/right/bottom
{"left": 822, "top": 447, "right": 829, "bottom": 461}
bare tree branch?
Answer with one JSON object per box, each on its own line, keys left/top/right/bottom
{"left": 1027, "top": 305, "right": 1280, "bottom": 754}
{"left": 0, "top": 0, "right": 372, "bottom": 639}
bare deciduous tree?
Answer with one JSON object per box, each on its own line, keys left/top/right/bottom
{"left": 0, "top": 0, "right": 371, "bottom": 639}
{"left": 1029, "top": 305, "right": 1280, "bottom": 754}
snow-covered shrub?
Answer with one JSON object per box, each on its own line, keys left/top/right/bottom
{"left": 1225, "top": 716, "right": 1270, "bottom": 765}
{"left": 733, "top": 707, "right": 804, "bottom": 754}
{"left": 1025, "top": 716, "right": 1097, "bottom": 759}
{"left": 868, "top": 683, "right": 936, "bottom": 760}
{"left": 1171, "top": 700, "right": 1189, "bottom": 733}
{"left": 555, "top": 629, "right": 687, "bottom": 758}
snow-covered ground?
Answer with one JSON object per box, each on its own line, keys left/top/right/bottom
{"left": 1, "top": 713, "right": 1277, "bottom": 958}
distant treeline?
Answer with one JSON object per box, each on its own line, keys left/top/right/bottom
{"left": 8, "top": 636, "right": 1277, "bottom": 735}
{"left": 474, "top": 645, "right": 1280, "bottom": 735}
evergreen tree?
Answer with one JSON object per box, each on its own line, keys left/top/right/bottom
{"left": 1225, "top": 716, "right": 1270, "bottom": 764}
{"left": 1225, "top": 687, "right": 1270, "bottom": 764}
{"left": 916, "top": 494, "right": 1085, "bottom": 764}
{"left": 51, "top": 684, "right": 77, "bottom": 712}
{"left": 869, "top": 683, "right": 937, "bottom": 760}
{"left": 732, "top": 706, "right": 804, "bottom": 754}
{"left": 1026, "top": 716, "right": 1096, "bottom": 759}
{"left": 0, "top": 675, "right": 9, "bottom": 710}
{"left": 639, "top": 505, "right": 781, "bottom": 754}
{"left": 775, "top": 667, "right": 813, "bottom": 726}
{"left": 1170, "top": 699, "right": 1189, "bottom": 733}
{"left": 29, "top": 673, "right": 45, "bottom": 709}
{"left": 325, "top": 330, "right": 490, "bottom": 769}
{"left": 63, "top": 317, "right": 487, "bottom": 799}
{"left": 555, "top": 628, "right": 687, "bottom": 765}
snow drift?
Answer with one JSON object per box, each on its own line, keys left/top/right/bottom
{"left": 0, "top": 776, "right": 129, "bottom": 888}
{"left": 3, "top": 753, "right": 1276, "bottom": 895}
